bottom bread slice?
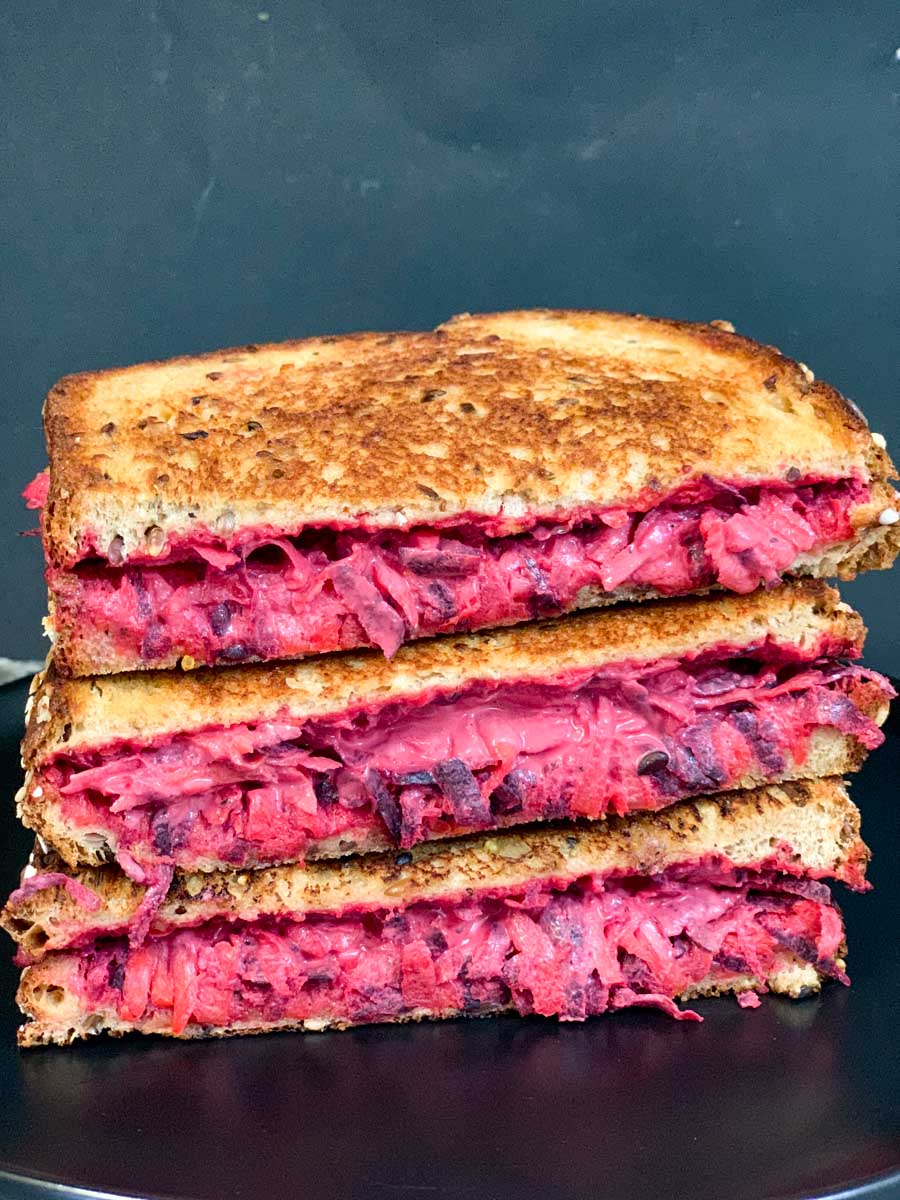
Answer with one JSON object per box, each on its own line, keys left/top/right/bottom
{"left": 15, "top": 863, "right": 851, "bottom": 1045}
{"left": 18, "top": 955, "right": 831, "bottom": 1047}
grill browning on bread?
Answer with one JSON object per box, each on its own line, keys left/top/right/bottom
{"left": 31, "top": 309, "right": 898, "bottom": 676}
{"left": 10, "top": 309, "right": 893, "bottom": 1049}
{"left": 38, "top": 310, "right": 898, "bottom": 562}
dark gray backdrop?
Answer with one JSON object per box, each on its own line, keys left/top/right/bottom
{"left": 3, "top": 0, "right": 898, "bottom": 668}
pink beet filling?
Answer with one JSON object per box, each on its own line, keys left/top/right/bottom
{"left": 46, "top": 655, "right": 891, "bottom": 874}
{"left": 41, "top": 475, "right": 865, "bottom": 664}
{"left": 71, "top": 868, "right": 848, "bottom": 1033}
{"left": 7, "top": 873, "right": 102, "bottom": 912}
{"left": 23, "top": 473, "right": 49, "bottom": 510}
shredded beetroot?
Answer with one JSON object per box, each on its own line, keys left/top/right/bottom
{"left": 67, "top": 867, "right": 845, "bottom": 1035}
{"left": 38, "top": 475, "right": 867, "bottom": 666}
{"left": 127, "top": 865, "right": 175, "bottom": 948}
{"left": 8, "top": 872, "right": 102, "bottom": 912}
{"left": 44, "top": 653, "right": 891, "bottom": 875}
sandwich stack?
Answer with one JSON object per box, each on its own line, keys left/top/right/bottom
{"left": 3, "top": 309, "right": 897, "bottom": 1045}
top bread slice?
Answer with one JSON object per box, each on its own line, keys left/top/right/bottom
{"left": 1, "top": 777, "right": 869, "bottom": 962}
{"left": 22, "top": 579, "right": 864, "bottom": 766}
{"left": 40, "top": 309, "right": 896, "bottom": 567}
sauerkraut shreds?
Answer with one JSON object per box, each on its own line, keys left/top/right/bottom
{"left": 61, "top": 866, "right": 850, "bottom": 1033}
{"left": 29, "top": 473, "right": 868, "bottom": 665}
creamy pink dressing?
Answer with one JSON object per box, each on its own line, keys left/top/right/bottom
{"left": 44, "top": 654, "right": 891, "bottom": 875}
{"left": 66, "top": 867, "right": 848, "bottom": 1033}
{"left": 28, "top": 473, "right": 866, "bottom": 666}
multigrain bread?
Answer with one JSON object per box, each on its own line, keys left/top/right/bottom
{"left": 37, "top": 309, "right": 900, "bottom": 676}
{"left": 2, "top": 777, "right": 870, "bottom": 962}
{"left": 39, "top": 310, "right": 898, "bottom": 564}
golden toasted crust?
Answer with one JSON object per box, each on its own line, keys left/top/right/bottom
{"left": 2, "top": 780, "right": 869, "bottom": 962}
{"left": 22, "top": 579, "right": 863, "bottom": 764}
{"left": 41, "top": 309, "right": 896, "bottom": 567}
{"left": 14, "top": 957, "right": 829, "bottom": 1046}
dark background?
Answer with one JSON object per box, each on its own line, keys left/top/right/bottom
{"left": 1, "top": 9, "right": 900, "bottom": 1194}
{"left": 2, "top": 0, "right": 898, "bottom": 668}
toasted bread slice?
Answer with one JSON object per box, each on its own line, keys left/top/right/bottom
{"left": 37, "top": 310, "right": 900, "bottom": 676}
{"left": 40, "top": 310, "right": 896, "bottom": 565}
{"left": 8, "top": 779, "right": 865, "bottom": 1045}
{"left": 3, "top": 777, "right": 869, "bottom": 961}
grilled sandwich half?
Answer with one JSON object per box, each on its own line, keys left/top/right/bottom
{"left": 3, "top": 779, "right": 869, "bottom": 1045}
{"left": 28, "top": 309, "right": 899, "bottom": 676}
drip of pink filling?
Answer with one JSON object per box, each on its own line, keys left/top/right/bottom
{"left": 69, "top": 868, "right": 847, "bottom": 1034}
{"left": 8, "top": 873, "right": 102, "bottom": 912}
{"left": 34, "top": 474, "right": 866, "bottom": 665}
{"left": 23, "top": 473, "right": 49, "bottom": 510}
{"left": 45, "top": 655, "right": 890, "bottom": 875}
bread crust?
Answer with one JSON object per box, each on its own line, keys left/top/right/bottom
{"left": 2, "top": 779, "right": 869, "bottom": 961}
{"left": 40, "top": 309, "right": 897, "bottom": 568}
{"left": 22, "top": 579, "right": 864, "bottom": 763}
{"left": 14, "top": 957, "right": 829, "bottom": 1047}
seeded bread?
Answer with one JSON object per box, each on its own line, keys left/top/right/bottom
{"left": 40, "top": 309, "right": 900, "bottom": 676}
{"left": 40, "top": 309, "right": 897, "bottom": 568}
{"left": 3, "top": 778, "right": 869, "bottom": 963}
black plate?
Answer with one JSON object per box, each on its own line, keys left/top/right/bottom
{"left": 0, "top": 678, "right": 896, "bottom": 1200}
